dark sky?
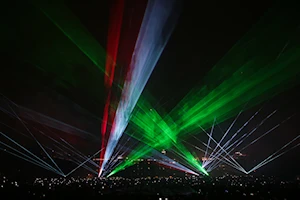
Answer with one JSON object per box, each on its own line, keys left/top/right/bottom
{"left": 147, "top": 0, "right": 275, "bottom": 105}
{"left": 63, "top": 0, "right": 278, "bottom": 106}
{"left": 0, "top": 0, "right": 280, "bottom": 111}
{"left": 1, "top": 0, "right": 299, "bottom": 178}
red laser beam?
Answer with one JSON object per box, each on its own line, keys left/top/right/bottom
{"left": 100, "top": 0, "right": 125, "bottom": 169}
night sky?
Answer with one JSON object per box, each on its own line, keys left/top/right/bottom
{"left": 1, "top": 0, "right": 299, "bottom": 178}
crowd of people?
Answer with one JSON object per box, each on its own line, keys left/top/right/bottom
{"left": 0, "top": 173, "right": 299, "bottom": 199}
